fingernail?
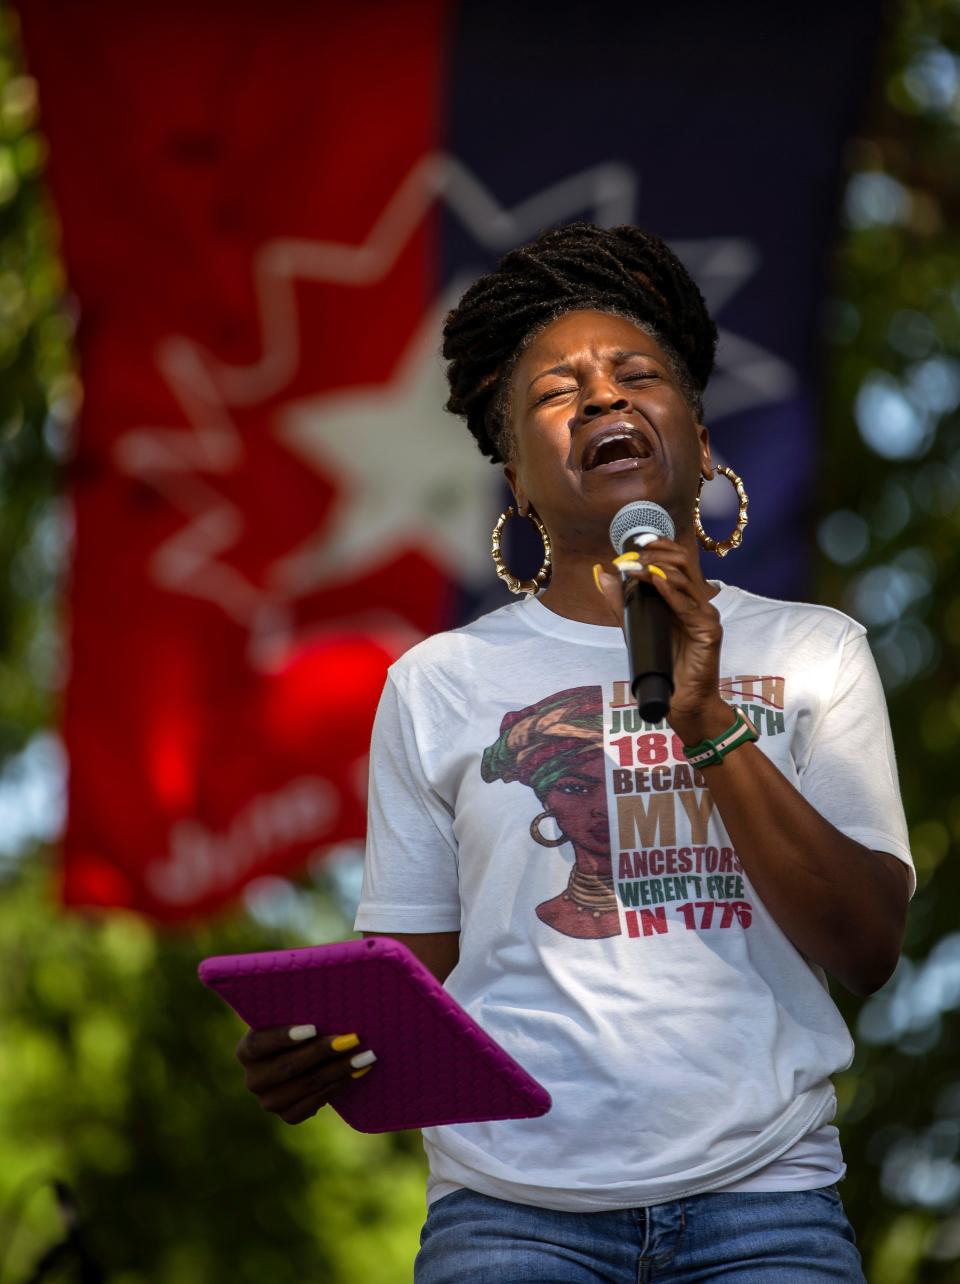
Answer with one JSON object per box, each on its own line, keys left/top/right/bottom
{"left": 647, "top": 564, "right": 667, "bottom": 580}
{"left": 350, "top": 1065, "right": 373, "bottom": 1080}
{"left": 289, "top": 1024, "right": 317, "bottom": 1042}
{"left": 350, "top": 1049, "right": 377, "bottom": 1071}
{"left": 613, "top": 552, "right": 640, "bottom": 567}
{"left": 592, "top": 564, "right": 603, "bottom": 592}
{"left": 331, "top": 1033, "right": 360, "bottom": 1052}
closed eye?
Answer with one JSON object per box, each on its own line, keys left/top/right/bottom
{"left": 532, "top": 385, "right": 577, "bottom": 406}
{"left": 532, "top": 370, "right": 658, "bottom": 406}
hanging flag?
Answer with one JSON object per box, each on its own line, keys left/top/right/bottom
{"left": 19, "top": 0, "right": 883, "bottom": 920}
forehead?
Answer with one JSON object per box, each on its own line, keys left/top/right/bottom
{"left": 551, "top": 758, "right": 605, "bottom": 781}
{"left": 517, "top": 309, "right": 666, "bottom": 374}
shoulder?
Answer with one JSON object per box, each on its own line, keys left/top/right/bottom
{"left": 716, "top": 582, "right": 866, "bottom": 645}
{"left": 387, "top": 598, "right": 535, "bottom": 698}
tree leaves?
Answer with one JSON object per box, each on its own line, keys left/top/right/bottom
{"left": 821, "top": 4, "right": 960, "bottom": 1278}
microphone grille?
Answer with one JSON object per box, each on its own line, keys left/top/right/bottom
{"left": 609, "top": 502, "right": 675, "bottom": 555}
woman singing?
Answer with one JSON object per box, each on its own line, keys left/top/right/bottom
{"left": 236, "top": 223, "right": 914, "bottom": 1281}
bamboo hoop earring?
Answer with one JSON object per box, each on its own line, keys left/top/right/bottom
{"left": 530, "top": 810, "right": 568, "bottom": 847}
{"left": 694, "top": 465, "right": 749, "bottom": 557}
{"left": 491, "top": 507, "right": 552, "bottom": 595}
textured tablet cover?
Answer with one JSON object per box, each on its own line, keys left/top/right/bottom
{"left": 199, "top": 937, "right": 551, "bottom": 1133}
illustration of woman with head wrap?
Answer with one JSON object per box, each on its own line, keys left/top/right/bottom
{"left": 481, "top": 686, "right": 620, "bottom": 939}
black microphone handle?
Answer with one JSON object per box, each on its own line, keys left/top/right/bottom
{"left": 623, "top": 576, "right": 674, "bottom": 723}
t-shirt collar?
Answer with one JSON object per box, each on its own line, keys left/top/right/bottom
{"left": 518, "top": 581, "right": 736, "bottom": 647}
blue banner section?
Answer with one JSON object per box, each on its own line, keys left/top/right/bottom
{"left": 440, "top": 0, "right": 884, "bottom": 609}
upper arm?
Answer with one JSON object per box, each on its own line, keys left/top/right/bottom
{"left": 354, "top": 675, "right": 462, "bottom": 935}
{"left": 799, "top": 631, "right": 915, "bottom": 896}
{"left": 362, "top": 930, "right": 460, "bottom": 983}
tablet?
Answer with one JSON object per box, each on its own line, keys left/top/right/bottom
{"left": 199, "top": 936, "right": 551, "bottom": 1133}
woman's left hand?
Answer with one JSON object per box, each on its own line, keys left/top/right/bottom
{"left": 594, "top": 540, "right": 730, "bottom": 744}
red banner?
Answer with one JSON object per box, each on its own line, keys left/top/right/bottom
{"left": 18, "top": 0, "right": 497, "bottom": 919}
{"left": 22, "top": 0, "right": 880, "bottom": 921}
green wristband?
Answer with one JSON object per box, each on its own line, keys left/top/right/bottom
{"left": 682, "top": 706, "right": 759, "bottom": 768}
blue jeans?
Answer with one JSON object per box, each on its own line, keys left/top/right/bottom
{"left": 415, "top": 1186, "right": 866, "bottom": 1283}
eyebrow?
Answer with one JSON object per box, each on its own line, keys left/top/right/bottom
{"left": 527, "top": 349, "right": 662, "bottom": 392}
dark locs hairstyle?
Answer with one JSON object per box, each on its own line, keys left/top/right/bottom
{"left": 442, "top": 222, "right": 718, "bottom": 464}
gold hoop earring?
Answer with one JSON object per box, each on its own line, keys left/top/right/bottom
{"left": 530, "top": 810, "right": 568, "bottom": 847}
{"left": 694, "top": 465, "right": 749, "bottom": 557}
{"left": 491, "top": 507, "right": 552, "bottom": 595}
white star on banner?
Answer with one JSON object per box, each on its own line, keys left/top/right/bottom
{"left": 272, "top": 300, "right": 498, "bottom": 594}
{"left": 672, "top": 238, "right": 797, "bottom": 426}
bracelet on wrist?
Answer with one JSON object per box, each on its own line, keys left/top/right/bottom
{"left": 682, "top": 705, "right": 758, "bottom": 768}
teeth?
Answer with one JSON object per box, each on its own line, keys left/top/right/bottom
{"left": 585, "top": 428, "right": 650, "bottom": 470}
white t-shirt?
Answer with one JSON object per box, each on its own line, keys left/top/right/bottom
{"left": 355, "top": 583, "right": 913, "bottom": 1211}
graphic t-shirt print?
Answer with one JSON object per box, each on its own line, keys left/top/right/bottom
{"left": 481, "top": 686, "right": 620, "bottom": 940}
{"left": 482, "top": 675, "right": 787, "bottom": 943}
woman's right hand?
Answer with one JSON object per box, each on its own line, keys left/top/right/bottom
{"left": 235, "top": 1025, "right": 376, "bottom": 1125}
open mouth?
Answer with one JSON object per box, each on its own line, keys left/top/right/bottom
{"left": 581, "top": 427, "right": 654, "bottom": 472}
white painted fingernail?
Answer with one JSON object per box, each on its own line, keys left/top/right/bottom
{"left": 289, "top": 1024, "right": 317, "bottom": 1042}
{"left": 350, "top": 1049, "right": 377, "bottom": 1070}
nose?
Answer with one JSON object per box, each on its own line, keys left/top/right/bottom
{"left": 579, "top": 375, "right": 629, "bottom": 422}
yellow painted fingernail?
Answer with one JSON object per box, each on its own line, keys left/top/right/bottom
{"left": 592, "top": 563, "right": 603, "bottom": 592}
{"left": 648, "top": 564, "right": 667, "bottom": 580}
{"left": 351, "top": 1065, "right": 373, "bottom": 1080}
{"left": 331, "top": 1033, "right": 360, "bottom": 1052}
{"left": 613, "top": 552, "right": 641, "bottom": 567}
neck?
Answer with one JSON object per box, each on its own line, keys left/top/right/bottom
{"left": 535, "top": 524, "right": 715, "bottom": 625}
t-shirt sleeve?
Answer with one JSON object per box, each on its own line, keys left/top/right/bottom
{"left": 797, "top": 627, "right": 915, "bottom": 897}
{"left": 353, "top": 672, "right": 462, "bottom": 933}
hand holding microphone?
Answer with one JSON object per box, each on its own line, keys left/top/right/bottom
{"left": 593, "top": 502, "right": 727, "bottom": 742}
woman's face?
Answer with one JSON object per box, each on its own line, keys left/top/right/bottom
{"left": 504, "top": 309, "right": 711, "bottom": 548}
{"left": 544, "top": 757, "right": 610, "bottom": 859}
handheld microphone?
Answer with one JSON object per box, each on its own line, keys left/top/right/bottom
{"left": 609, "top": 502, "right": 675, "bottom": 723}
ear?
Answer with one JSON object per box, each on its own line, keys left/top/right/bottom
{"left": 697, "top": 422, "right": 715, "bottom": 480}
{"left": 503, "top": 461, "right": 529, "bottom": 514}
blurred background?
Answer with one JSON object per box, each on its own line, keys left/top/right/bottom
{"left": 0, "top": 0, "right": 957, "bottom": 1279}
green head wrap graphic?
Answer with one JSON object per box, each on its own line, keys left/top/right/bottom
{"left": 481, "top": 686, "right": 603, "bottom": 802}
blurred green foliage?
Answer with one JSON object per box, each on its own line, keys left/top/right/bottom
{"left": 818, "top": 2, "right": 960, "bottom": 1279}
{"left": 0, "top": 0, "right": 958, "bottom": 1280}
{"left": 0, "top": 11, "right": 71, "bottom": 765}
{"left": 0, "top": 864, "right": 426, "bottom": 1283}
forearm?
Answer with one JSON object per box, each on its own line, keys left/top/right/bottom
{"left": 362, "top": 930, "right": 459, "bottom": 983}
{"left": 679, "top": 702, "right": 908, "bottom": 995}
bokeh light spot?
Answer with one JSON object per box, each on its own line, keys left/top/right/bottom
{"left": 844, "top": 172, "right": 911, "bottom": 228}
{"left": 856, "top": 373, "right": 935, "bottom": 459}
{"left": 817, "top": 510, "right": 870, "bottom": 565}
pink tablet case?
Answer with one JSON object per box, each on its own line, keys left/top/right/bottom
{"left": 199, "top": 936, "right": 551, "bottom": 1133}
